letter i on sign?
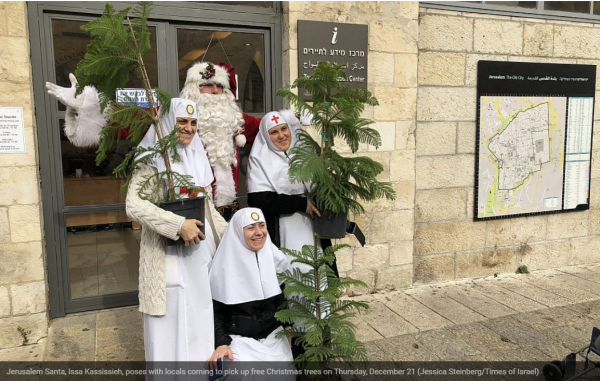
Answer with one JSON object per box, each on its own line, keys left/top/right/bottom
{"left": 331, "top": 27, "right": 338, "bottom": 45}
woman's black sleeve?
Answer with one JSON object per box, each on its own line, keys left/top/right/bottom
{"left": 213, "top": 300, "right": 233, "bottom": 347}
{"left": 248, "top": 191, "right": 307, "bottom": 216}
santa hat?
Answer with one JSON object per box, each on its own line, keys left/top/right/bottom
{"left": 214, "top": 62, "right": 237, "bottom": 98}
{"left": 184, "top": 61, "right": 237, "bottom": 96}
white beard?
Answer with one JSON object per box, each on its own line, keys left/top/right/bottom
{"left": 179, "top": 86, "right": 244, "bottom": 206}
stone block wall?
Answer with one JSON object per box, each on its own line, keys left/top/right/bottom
{"left": 283, "top": 2, "right": 420, "bottom": 293}
{"left": 415, "top": 7, "right": 600, "bottom": 284}
{"left": 0, "top": 1, "right": 48, "bottom": 349}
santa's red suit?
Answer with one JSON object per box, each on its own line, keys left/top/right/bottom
{"left": 46, "top": 62, "right": 260, "bottom": 215}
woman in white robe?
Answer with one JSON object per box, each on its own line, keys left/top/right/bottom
{"left": 246, "top": 111, "right": 321, "bottom": 269}
{"left": 206, "top": 208, "right": 295, "bottom": 380}
{"left": 126, "top": 98, "right": 222, "bottom": 367}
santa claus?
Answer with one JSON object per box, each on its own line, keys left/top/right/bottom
{"left": 46, "top": 61, "right": 261, "bottom": 218}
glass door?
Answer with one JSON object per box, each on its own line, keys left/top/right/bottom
{"left": 43, "top": 15, "right": 165, "bottom": 314}
{"left": 30, "top": 2, "right": 280, "bottom": 317}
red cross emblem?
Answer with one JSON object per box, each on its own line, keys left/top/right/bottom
{"left": 271, "top": 115, "right": 280, "bottom": 124}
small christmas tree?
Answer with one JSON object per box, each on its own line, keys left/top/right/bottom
{"left": 75, "top": 1, "right": 200, "bottom": 204}
{"left": 277, "top": 62, "right": 395, "bottom": 217}
{"left": 275, "top": 235, "right": 369, "bottom": 373}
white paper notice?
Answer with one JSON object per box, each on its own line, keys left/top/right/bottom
{"left": 0, "top": 107, "right": 25, "bottom": 153}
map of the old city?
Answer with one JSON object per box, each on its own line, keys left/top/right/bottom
{"left": 478, "top": 96, "right": 566, "bottom": 218}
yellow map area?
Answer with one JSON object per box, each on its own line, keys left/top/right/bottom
{"left": 478, "top": 96, "right": 565, "bottom": 218}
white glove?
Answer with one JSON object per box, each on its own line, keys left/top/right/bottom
{"left": 300, "top": 108, "right": 314, "bottom": 126}
{"left": 46, "top": 73, "right": 82, "bottom": 110}
{"left": 46, "top": 73, "right": 105, "bottom": 148}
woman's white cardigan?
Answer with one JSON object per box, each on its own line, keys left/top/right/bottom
{"left": 126, "top": 164, "right": 227, "bottom": 316}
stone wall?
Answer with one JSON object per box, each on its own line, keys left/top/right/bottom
{"left": 0, "top": 1, "right": 48, "bottom": 349}
{"left": 415, "top": 7, "right": 600, "bottom": 284}
{"left": 283, "top": 2, "right": 420, "bottom": 293}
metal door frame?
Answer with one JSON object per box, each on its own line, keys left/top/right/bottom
{"left": 28, "top": 1, "right": 282, "bottom": 318}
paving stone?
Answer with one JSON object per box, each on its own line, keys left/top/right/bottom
{"left": 404, "top": 286, "right": 486, "bottom": 325}
{"left": 349, "top": 316, "right": 384, "bottom": 343}
{"left": 558, "top": 265, "right": 600, "bottom": 284}
{"left": 371, "top": 334, "right": 439, "bottom": 361}
{"left": 581, "top": 263, "right": 600, "bottom": 272}
{"left": 438, "top": 284, "right": 516, "bottom": 319}
{"left": 36, "top": 265, "right": 600, "bottom": 370}
{"left": 542, "top": 270, "right": 600, "bottom": 295}
{"left": 413, "top": 328, "right": 483, "bottom": 361}
{"left": 493, "top": 276, "right": 572, "bottom": 308}
{"left": 43, "top": 312, "right": 95, "bottom": 361}
{"left": 96, "top": 307, "right": 144, "bottom": 361}
{"left": 514, "top": 306, "right": 596, "bottom": 331}
{"left": 564, "top": 299, "right": 600, "bottom": 318}
{"left": 517, "top": 271, "right": 600, "bottom": 303}
{"left": 538, "top": 324, "right": 593, "bottom": 353}
{"left": 363, "top": 340, "right": 390, "bottom": 362}
{"left": 373, "top": 291, "right": 452, "bottom": 331}
{"left": 480, "top": 315, "right": 555, "bottom": 349}
{"left": 480, "top": 345, "right": 553, "bottom": 361}
{"left": 357, "top": 300, "right": 418, "bottom": 338}
{"left": 470, "top": 278, "right": 546, "bottom": 313}
{"left": 534, "top": 341, "right": 576, "bottom": 360}
{"left": 448, "top": 323, "right": 519, "bottom": 359}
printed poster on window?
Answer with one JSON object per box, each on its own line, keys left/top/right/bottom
{"left": 476, "top": 61, "right": 596, "bottom": 219}
{"left": 116, "top": 89, "right": 160, "bottom": 108}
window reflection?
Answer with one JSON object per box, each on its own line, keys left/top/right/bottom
{"left": 486, "top": 1, "right": 537, "bottom": 8}
{"left": 67, "top": 216, "right": 140, "bottom": 299}
{"left": 544, "top": 1, "right": 590, "bottom": 13}
{"left": 203, "top": 1, "right": 273, "bottom": 7}
{"left": 52, "top": 19, "right": 158, "bottom": 111}
{"left": 60, "top": 119, "right": 137, "bottom": 206}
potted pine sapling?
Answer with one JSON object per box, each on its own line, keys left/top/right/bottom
{"left": 277, "top": 61, "right": 395, "bottom": 238}
{"left": 76, "top": 2, "right": 206, "bottom": 244}
{"left": 275, "top": 235, "right": 369, "bottom": 377}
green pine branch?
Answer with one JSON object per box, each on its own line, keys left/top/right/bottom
{"left": 278, "top": 61, "right": 395, "bottom": 216}
{"left": 75, "top": 2, "right": 201, "bottom": 202}
{"left": 275, "top": 235, "right": 369, "bottom": 370}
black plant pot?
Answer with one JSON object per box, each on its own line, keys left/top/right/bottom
{"left": 161, "top": 197, "right": 205, "bottom": 246}
{"left": 314, "top": 211, "right": 348, "bottom": 239}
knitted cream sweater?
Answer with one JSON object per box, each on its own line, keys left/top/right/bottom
{"left": 126, "top": 164, "right": 227, "bottom": 316}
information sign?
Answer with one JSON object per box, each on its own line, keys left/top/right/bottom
{"left": 297, "top": 20, "right": 368, "bottom": 100}
{"left": 0, "top": 107, "right": 25, "bottom": 153}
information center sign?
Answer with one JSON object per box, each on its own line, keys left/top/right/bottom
{"left": 0, "top": 107, "right": 25, "bottom": 153}
{"left": 476, "top": 61, "right": 596, "bottom": 219}
{"left": 297, "top": 20, "right": 368, "bottom": 100}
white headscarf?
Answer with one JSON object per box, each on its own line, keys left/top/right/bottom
{"left": 137, "top": 98, "right": 214, "bottom": 188}
{"left": 209, "top": 208, "right": 287, "bottom": 305}
{"left": 246, "top": 111, "right": 305, "bottom": 195}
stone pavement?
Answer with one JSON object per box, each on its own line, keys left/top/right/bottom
{"left": 2, "top": 263, "right": 598, "bottom": 366}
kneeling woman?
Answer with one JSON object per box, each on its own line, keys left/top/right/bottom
{"left": 207, "top": 208, "right": 294, "bottom": 378}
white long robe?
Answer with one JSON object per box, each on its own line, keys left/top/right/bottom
{"left": 221, "top": 326, "right": 295, "bottom": 381}
{"left": 143, "top": 221, "right": 216, "bottom": 364}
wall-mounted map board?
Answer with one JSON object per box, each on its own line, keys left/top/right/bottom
{"left": 476, "top": 61, "right": 596, "bottom": 220}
